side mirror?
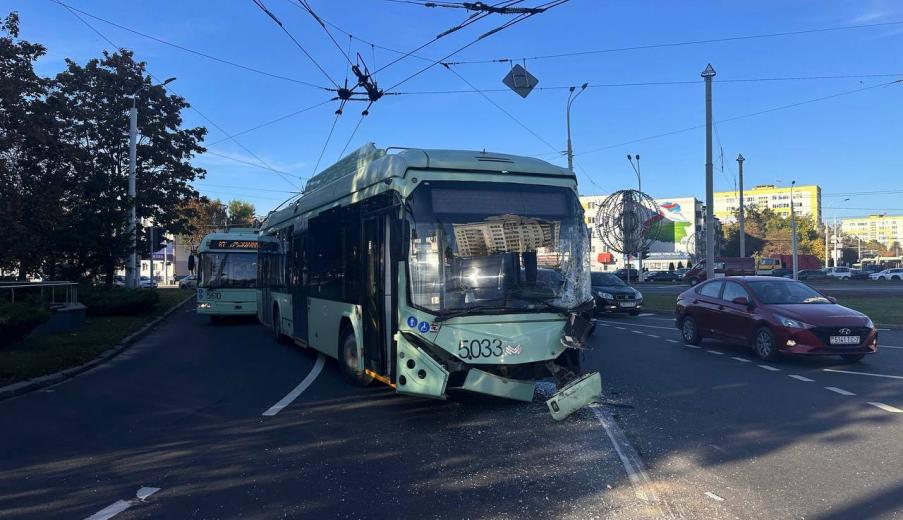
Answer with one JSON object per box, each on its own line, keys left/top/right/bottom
{"left": 731, "top": 296, "right": 748, "bottom": 306}
{"left": 828, "top": 296, "right": 837, "bottom": 303}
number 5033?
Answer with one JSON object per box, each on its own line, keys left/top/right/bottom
{"left": 457, "top": 338, "right": 503, "bottom": 360}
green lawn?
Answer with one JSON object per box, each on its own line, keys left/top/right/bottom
{"left": 0, "top": 288, "right": 192, "bottom": 384}
{"left": 638, "top": 290, "right": 902, "bottom": 326}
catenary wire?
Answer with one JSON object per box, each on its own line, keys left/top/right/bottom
{"left": 312, "top": 112, "right": 342, "bottom": 176}
{"left": 206, "top": 99, "right": 333, "bottom": 146}
{"left": 338, "top": 114, "right": 367, "bottom": 159}
{"left": 56, "top": 1, "right": 302, "bottom": 187}
{"left": 49, "top": 0, "right": 330, "bottom": 90}
{"left": 444, "top": 19, "right": 903, "bottom": 65}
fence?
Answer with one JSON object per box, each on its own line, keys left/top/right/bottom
{"left": 0, "top": 282, "right": 79, "bottom": 306}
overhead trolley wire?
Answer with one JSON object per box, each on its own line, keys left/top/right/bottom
{"left": 57, "top": 1, "right": 303, "bottom": 187}
{"left": 311, "top": 112, "right": 342, "bottom": 177}
{"left": 574, "top": 79, "right": 902, "bottom": 157}
{"left": 289, "top": 0, "right": 357, "bottom": 68}
{"left": 252, "top": 0, "right": 340, "bottom": 88}
{"left": 444, "top": 19, "right": 903, "bottom": 65}
{"left": 49, "top": 0, "right": 331, "bottom": 90}
{"left": 206, "top": 99, "right": 333, "bottom": 146}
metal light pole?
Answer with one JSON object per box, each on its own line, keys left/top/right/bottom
{"left": 824, "top": 220, "right": 830, "bottom": 269}
{"left": 565, "top": 83, "right": 588, "bottom": 173}
{"left": 702, "top": 64, "right": 716, "bottom": 281}
{"left": 791, "top": 181, "right": 798, "bottom": 280}
{"left": 627, "top": 154, "right": 643, "bottom": 278}
{"left": 127, "top": 77, "right": 175, "bottom": 289}
{"left": 737, "top": 154, "right": 745, "bottom": 257}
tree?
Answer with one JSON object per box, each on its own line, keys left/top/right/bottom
{"left": 0, "top": 12, "right": 72, "bottom": 279}
{"left": 668, "top": 262, "right": 675, "bottom": 271}
{"left": 180, "top": 196, "right": 227, "bottom": 251}
{"left": 50, "top": 50, "right": 207, "bottom": 283}
{"left": 227, "top": 199, "right": 256, "bottom": 226}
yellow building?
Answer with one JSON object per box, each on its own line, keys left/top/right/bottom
{"left": 841, "top": 214, "right": 903, "bottom": 248}
{"left": 714, "top": 184, "right": 821, "bottom": 223}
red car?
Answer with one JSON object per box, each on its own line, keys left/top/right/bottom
{"left": 675, "top": 276, "right": 877, "bottom": 362}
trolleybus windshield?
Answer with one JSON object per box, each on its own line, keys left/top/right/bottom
{"left": 406, "top": 181, "right": 590, "bottom": 316}
{"left": 199, "top": 252, "right": 257, "bottom": 289}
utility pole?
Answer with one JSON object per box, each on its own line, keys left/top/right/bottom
{"left": 737, "top": 154, "right": 745, "bottom": 258}
{"left": 127, "top": 77, "right": 175, "bottom": 289}
{"left": 627, "top": 154, "right": 643, "bottom": 278}
{"left": 833, "top": 215, "right": 838, "bottom": 267}
{"left": 791, "top": 181, "right": 798, "bottom": 279}
{"left": 702, "top": 64, "right": 716, "bottom": 281}
{"left": 149, "top": 226, "right": 154, "bottom": 287}
{"left": 565, "top": 83, "right": 588, "bottom": 172}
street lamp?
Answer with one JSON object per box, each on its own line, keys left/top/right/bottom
{"left": 127, "top": 77, "right": 176, "bottom": 289}
{"left": 626, "top": 154, "right": 642, "bottom": 193}
{"left": 790, "top": 180, "right": 798, "bottom": 280}
{"left": 565, "top": 82, "right": 588, "bottom": 173}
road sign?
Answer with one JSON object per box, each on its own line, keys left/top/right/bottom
{"left": 502, "top": 64, "right": 539, "bottom": 98}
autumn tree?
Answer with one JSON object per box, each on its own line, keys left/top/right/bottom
{"left": 227, "top": 199, "right": 256, "bottom": 226}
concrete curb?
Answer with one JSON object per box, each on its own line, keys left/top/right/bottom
{"left": 0, "top": 294, "right": 194, "bottom": 402}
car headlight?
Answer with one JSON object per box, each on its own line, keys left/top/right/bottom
{"left": 633, "top": 289, "right": 643, "bottom": 299}
{"left": 777, "top": 315, "right": 811, "bottom": 329}
{"left": 864, "top": 318, "right": 874, "bottom": 329}
{"left": 595, "top": 290, "right": 614, "bottom": 300}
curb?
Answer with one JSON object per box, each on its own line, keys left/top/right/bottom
{"left": 0, "top": 294, "right": 195, "bottom": 402}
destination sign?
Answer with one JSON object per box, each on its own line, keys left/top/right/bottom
{"left": 211, "top": 240, "right": 258, "bottom": 250}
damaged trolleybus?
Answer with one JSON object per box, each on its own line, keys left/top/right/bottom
{"left": 257, "top": 145, "right": 601, "bottom": 420}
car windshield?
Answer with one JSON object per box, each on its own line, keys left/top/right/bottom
{"left": 199, "top": 252, "right": 257, "bottom": 289}
{"left": 747, "top": 280, "right": 831, "bottom": 304}
{"left": 591, "top": 272, "right": 625, "bottom": 286}
{"left": 406, "top": 181, "right": 591, "bottom": 315}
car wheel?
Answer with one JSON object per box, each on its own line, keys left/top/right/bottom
{"left": 339, "top": 327, "right": 373, "bottom": 386}
{"left": 892, "top": 275, "right": 901, "bottom": 281}
{"left": 753, "top": 326, "right": 778, "bottom": 361}
{"left": 689, "top": 278, "right": 700, "bottom": 286}
{"left": 840, "top": 354, "right": 865, "bottom": 363}
{"left": 272, "top": 306, "right": 289, "bottom": 344}
{"left": 681, "top": 316, "right": 701, "bottom": 345}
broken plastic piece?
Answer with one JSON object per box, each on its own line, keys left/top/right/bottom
{"left": 546, "top": 371, "right": 601, "bottom": 421}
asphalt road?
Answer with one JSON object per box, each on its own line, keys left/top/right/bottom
{"left": 1, "top": 304, "right": 901, "bottom": 519}
{"left": 638, "top": 279, "right": 903, "bottom": 295}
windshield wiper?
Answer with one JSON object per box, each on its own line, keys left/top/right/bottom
{"left": 434, "top": 302, "right": 511, "bottom": 322}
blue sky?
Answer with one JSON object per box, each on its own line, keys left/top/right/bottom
{"left": 10, "top": 0, "right": 903, "bottom": 218}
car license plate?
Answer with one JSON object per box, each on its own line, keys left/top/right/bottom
{"left": 830, "top": 335, "right": 860, "bottom": 345}
{"left": 620, "top": 301, "right": 636, "bottom": 308}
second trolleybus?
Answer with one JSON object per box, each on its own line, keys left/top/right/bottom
{"left": 257, "top": 145, "right": 600, "bottom": 419}
{"left": 197, "top": 227, "right": 259, "bottom": 321}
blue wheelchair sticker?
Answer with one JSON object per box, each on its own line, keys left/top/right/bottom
{"left": 406, "top": 316, "right": 418, "bottom": 328}
{"left": 418, "top": 321, "right": 430, "bottom": 333}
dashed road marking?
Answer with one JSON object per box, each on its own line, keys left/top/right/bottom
{"left": 632, "top": 330, "right": 645, "bottom": 334}
{"left": 789, "top": 374, "right": 814, "bottom": 382}
{"left": 263, "top": 354, "right": 325, "bottom": 416}
{"left": 867, "top": 402, "right": 903, "bottom": 413}
{"left": 647, "top": 334, "right": 660, "bottom": 339}
{"left": 85, "top": 487, "right": 160, "bottom": 520}
{"left": 825, "top": 386, "right": 855, "bottom": 396}
{"left": 731, "top": 357, "right": 752, "bottom": 363}
{"left": 597, "top": 320, "right": 676, "bottom": 331}
{"left": 758, "top": 365, "right": 780, "bottom": 372}
{"left": 878, "top": 344, "right": 903, "bottom": 349}
{"left": 666, "top": 339, "right": 679, "bottom": 343}
{"left": 823, "top": 368, "right": 903, "bottom": 380}
{"left": 706, "top": 350, "right": 725, "bottom": 355}
{"left": 637, "top": 313, "right": 656, "bottom": 317}
{"left": 704, "top": 492, "right": 725, "bottom": 502}
{"left": 616, "top": 326, "right": 627, "bottom": 330}
{"left": 684, "top": 344, "right": 702, "bottom": 349}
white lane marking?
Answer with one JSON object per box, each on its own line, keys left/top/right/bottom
{"left": 877, "top": 328, "right": 891, "bottom": 331}
{"left": 647, "top": 334, "right": 661, "bottom": 339}
{"left": 705, "top": 492, "right": 725, "bottom": 502}
{"left": 597, "top": 320, "right": 676, "bottom": 331}
{"left": 825, "top": 386, "right": 855, "bottom": 396}
{"left": 823, "top": 368, "right": 903, "bottom": 380}
{"left": 731, "top": 357, "right": 752, "bottom": 363}
{"left": 638, "top": 313, "right": 656, "bottom": 317}
{"left": 262, "top": 355, "right": 325, "bottom": 416}
{"left": 590, "top": 405, "right": 678, "bottom": 517}
{"left": 85, "top": 487, "right": 160, "bottom": 520}
{"left": 632, "top": 330, "right": 645, "bottom": 334}
{"left": 706, "top": 350, "right": 725, "bottom": 355}
{"left": 616, "top": 326, "right": 627, "bottom": 330}
{"left": 666, "top": 339, "right": 679, "bottom": 343}
{"left": 684, "top": 344, "right": 702, "bottom": 349}
{"left": 867, "top": 402, "right": 903, "bottom": 413}
{"left": 758, "top": 365, "right": 781, "bottom": 371}
{"left": 789, "top": 374, "right": 815, "bottom": 382}
{"left": 878, "top": 345, "right": 903, "bottom": 349}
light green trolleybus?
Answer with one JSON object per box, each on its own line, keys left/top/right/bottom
{"left": 258, "top": 145, "right": 601, "bottom": 419}
{"left": 197, "top": 228, "right": 259, "bottom": 321}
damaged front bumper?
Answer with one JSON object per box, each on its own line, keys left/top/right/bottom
{"left": 545, "top": 371, "right": 602, "bottom": 421}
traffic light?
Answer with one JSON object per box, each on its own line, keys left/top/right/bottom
{"left": 149, "top": 226, "right": 166, "bottom": 253}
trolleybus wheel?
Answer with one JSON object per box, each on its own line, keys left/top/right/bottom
{"left": 339, "top": 327, "right": 373, "bottom": 387}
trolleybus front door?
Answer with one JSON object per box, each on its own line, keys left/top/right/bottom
{"left": 362, "top": 216, "right": 388, "bottom": 376}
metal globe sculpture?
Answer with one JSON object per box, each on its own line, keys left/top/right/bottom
{"left": 593, "top": 190, "right": 663, "bottom": 257}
